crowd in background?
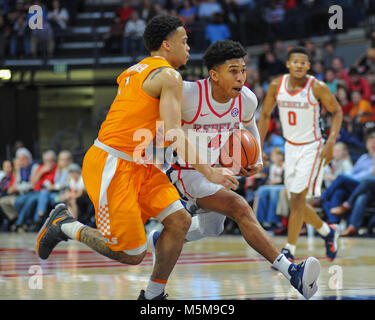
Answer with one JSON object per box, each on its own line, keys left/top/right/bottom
{"left": 0, "top": 0, "right": 373, "bottom": 59}
{"left": 0, "top": 143, "right": 95, "bottom": 232}
{"left": 0, "top": 0, "right": 375, "bottom": 236}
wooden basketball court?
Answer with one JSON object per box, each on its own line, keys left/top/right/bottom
{"left": 1, "top": 232, "right": 375, "bottom": 300}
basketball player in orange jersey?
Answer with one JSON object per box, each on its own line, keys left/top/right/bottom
{"left": 36, "top": 15, "right": 239, "bottom": 300}
{"left": 258, "top": 47, "right": 343, "bottom": 263}
{"left": 148, "top": 40, "right": 321, "bottom": 299}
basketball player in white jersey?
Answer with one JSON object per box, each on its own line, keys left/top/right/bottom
{"left": 149, "top": 40, "right": 321, "bottom": 299}
{"left": 258, "top": 47, "right": 343, "bottom": 262}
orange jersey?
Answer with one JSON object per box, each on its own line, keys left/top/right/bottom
{"left": 98, "top": 57, "right": 173, "bottom": 157}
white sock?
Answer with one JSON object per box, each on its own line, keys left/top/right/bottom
{"left": 316, "top": 222, "right": 330, "bottom": 237}
{"left": 61, "top": 221, "right": 85, "bottom": 240}
{"left": 285, "top": 243, "right": 296, "bottom": 256}
{"left": 273, "top": 254, "right": 292, "bottom": 281}
{"left": 145, "top": 280, "right": 166, "bottom": 299}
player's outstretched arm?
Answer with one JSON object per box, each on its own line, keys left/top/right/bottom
{"left": 155, "top": 68, "right": 238, "bottom": 190}
{"left": 312, "top": 80, "right": 343, "bottom": 165}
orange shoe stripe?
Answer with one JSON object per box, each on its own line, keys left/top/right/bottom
{"left": 52, "top": 216, "right": 66, "bottom": 226}
{"left": 36, "top": 227, "right": 47, "bottom": 256}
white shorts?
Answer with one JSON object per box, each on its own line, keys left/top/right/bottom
{"left": 167, "top": 168, "right": 224, "bottom": 214}
{"left": 284, "top": 139, "right": 325, "bottom": 197}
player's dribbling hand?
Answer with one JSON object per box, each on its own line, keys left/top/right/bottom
{"left": 239, "top": 164, "right": 263, "bottom": 177}
{"left": 207, "top": 167, "right": 239, "bottom": 191}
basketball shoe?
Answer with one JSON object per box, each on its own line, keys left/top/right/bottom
{"left": 137, "top": 290, "right": 168, "bottom": 300}
{"left": 36, "top": 203, "right": 75, "bottom": 260}
{"left": 322, "top": 224, "right": 339, "bottom": 261}
{"left": 289, "top": 257, "right": 320, "bottom": 299}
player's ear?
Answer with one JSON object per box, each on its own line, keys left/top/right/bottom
{"left": 286, "top": 60, "right": 290, "bottom": 70}
{"left": 161, "top": 39, "right": 171, "bottom": 52}
{"left": 209, "top": 69, "right": 218, "bottom": 82}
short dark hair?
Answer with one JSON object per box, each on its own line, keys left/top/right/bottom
{"left": 287, "top": 46, "right": 310, "bottom": 60}
{"left": 143, "top": 15, "right": 184, "bottom": 52}
{"left": 203, "top": 40, "right": 247, "bottom": 71}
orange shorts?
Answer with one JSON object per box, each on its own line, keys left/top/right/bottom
{"left": 82, "top": 144, "right": 182, "bottom": 253}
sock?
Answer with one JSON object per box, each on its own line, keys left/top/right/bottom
{"left": 285, "top": 243, "right": 296, "bottom": 256}
{"left": 145, "top": 279, "right": 166, "bottom": 299}
{"left": 316, "top": 222, "right": 330, "bottom": 237}
{"left": 61, "top": 221, "right": 85, "bottom": 241}
{"left": 272, "top": 254, "right": 292, "bottom": 281}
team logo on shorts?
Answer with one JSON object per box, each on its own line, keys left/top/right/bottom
{"left": 231, "top": 108, "right": 239, "bottom": 117}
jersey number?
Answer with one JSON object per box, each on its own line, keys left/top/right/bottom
{"left": 208, "top": 134, "right": 222, "bottom": 150}
{"left": 288, "top": 111, "right": 296, "bottom": 126}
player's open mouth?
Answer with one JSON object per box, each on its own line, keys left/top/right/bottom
{"left": 233, "top": 88, "right": 242, "bottom": 92}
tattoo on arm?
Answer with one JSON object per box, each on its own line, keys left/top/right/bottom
{"left": 150, "top": 67, "right": 167, "bottom": 80}
{"left": 79, "top": 226, "right": 124, "bottom": 262}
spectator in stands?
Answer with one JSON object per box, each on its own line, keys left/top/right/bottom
{"left": 198, "top": 0, "right": 222, "bottom": 21}
{"left": 139, "top": 0, "right": 156, "bottom": 22}
{"left": 13, "top": 149, "right": 57, "bottom": 232}
{"left": 274, "top": 40, "right": 288, "bottom": 63}
{"left": 263, "top": 51, "right": 287, "bottom": 80}
{"left": 320, "top": 132, "right": 375, "bottom": 225}
{"left": 356, "top": 47, "right": 375, "bottom": 76}
{"left": 303, "top": 39, "right": 323, "bottom": 64}
{"left": 0, "top": 148, "right": 38, "bottom": 229}
{"left": 349, "top": 90, "right": 374, "bottom": 124}
{"left": 0, "top": 160, "right": 15, "bottom": 197}
{"left": 324, "top": 67, "right": 338, "bottom": 94}
{"left": 9, "top": 12, "right": 30, "bottom": 58}
{"left": 122, "top": 11, "right": 146, "bottom": 56}
{"left": 331, "top": 174, "right": 375, "bottom": 237}
{"left": 28, "top": 150, "right": 72, "bottom": 231}
{"left": 263, "top": 0, "right": 286, "bottom": 40}
{"left": 323, "top": 142, "right": 353, "bottom": 188}
{"left": 262, "top": 130, "right": 285, "bottom": 157}
{"left": 205, "top": 12, "right": 230, "bottom": 44}
{"left": 29, "top": 0, "right": 55, "bottom": 58}
{"left": 332, "top": 56, "right": 351, "bottom": 85}
{"left": 116, "top": 0, "right": 136, "bottom": 24}
{"left": 347, "top": 67, "right": 372, "bottom": 102}
{"left": 179, "top": 0, "right": 197, "bottom": 23}
{"left": 336, "top": 85, "right": 353, "bottom": 115}
{"left": 253, "top": 147, "right": 284, "bottom": 230}
{"left": 47, "top": 0, "right": 70, "bottom": 39}
{"left": 322, "top": 40, "right": 337, "bottom": 68}
{"left": 57, "top": 163, "right": 85, "bottom": 219}
{"left": 312, "top": 60, "right": 324, "bottom": 81}
{"left": 102, "top": 14, "right": 124, "bottom": 54}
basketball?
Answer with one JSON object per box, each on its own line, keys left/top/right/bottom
{"left": 219, "top": 129, "right": 260, "bottom": 169}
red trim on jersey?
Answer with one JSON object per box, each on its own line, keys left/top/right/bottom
{"left": 182, "top": 81, "right": 203, "bottom": 125}
{"left": 276, "top": 75, "right": 284, "bottom": 97}
{"left": 178, "top": 168, "right": 194, "bottom": 199}
{"left": 307, "top": 77, "right": 319, "bottom": 106}
{"left": 204, "top": 78, "right": 236, "bottom": 118}
{"left": 286, "top": 138, "right": 321, "bottom": 146}
{"left": 239, "top": 93, "right": 242, "bottom": 122}
{"left": 307, "top": 139, "right": 322, "bottom": 191}
{"left": 284, "top": 75, "right": 310, "bottom": 96}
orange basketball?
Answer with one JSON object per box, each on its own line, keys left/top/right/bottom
{"left": 219, "top": 129, "right": 260, "bottom": 169}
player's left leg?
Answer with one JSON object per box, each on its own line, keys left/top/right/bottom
{"left": 303, "top": 200, "right": 339, "bottom": 261}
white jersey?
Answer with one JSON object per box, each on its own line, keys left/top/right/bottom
{"left": 171, "top": 78, "right": 257, "bottom": 168}
{"left": 276, "top": 74, "right": 322, "bottom": 144}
